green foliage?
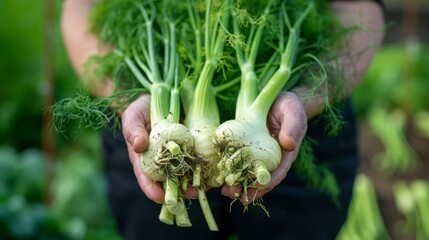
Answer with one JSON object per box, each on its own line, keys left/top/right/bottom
{"left": 0, "top": 0, "right": 81, "bottom": 150}
{"left": 0, "top": 143, "right": 122, "bottom": 240}
{"left": 54, "top": 0, "right": 346, "bottom": 204}
{"left": 0, "top": 0, "right": 43, "bottom": 150}
{"left": 393, "top": 180, "right": 429, "bottom": 240}
{"left": 368, "top": 107, "right": 419, "bottom": 173}
{"left": 346, "top": 44, "right": 429, "bottom": 239}
{"left": 87, "top": 0, "right": 345, "bottom": 121}
{"left": 413, "top": 110, "right": 429, "bottom": 139}
{"left": 0, "top": 0, "right": 122, "bottom": 239}
{"left": 352, "top": 43, "right": 429, "bottom": 117}
{"left": 352, "top": 43, "right": 429, "bottom": 173}
{"left": 337, "top": 174, "right": 391, "bottom": 240}
{"left": 50, "top": 91, "right": 113, "bottom": 136}
{"left": 52, "top": 133, "right": 121, "bottom": 240}
{"left": 0, "top": 146, "right": 70, "bottom": 239}
{"left": 0, "top": 147, "right": 46, "bottom": 204}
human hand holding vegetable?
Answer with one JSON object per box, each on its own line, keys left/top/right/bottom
{"left": 120, "top": 94, "right": 161, "bottom": 203}
{"left": 217, "top": 0, "right": 385, "bottom": 205}
{"left": 122, "top": 79, "right": 306, "bottom": 215}
{"left": 221, "top": 91, "right": 307, "bottom": 203}
{"left": 121, "top": 94, "right": 199, "bottom": 204}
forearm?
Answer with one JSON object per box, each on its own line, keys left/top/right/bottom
{"left": 292, "top": 1, "right": 385, "bottom": 119}
{"left": 61, "top": 0, "right": 112, "bottom": 97}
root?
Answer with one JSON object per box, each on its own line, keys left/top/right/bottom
{"left": 154, "top": 139, "right": 195, "bottom": 180}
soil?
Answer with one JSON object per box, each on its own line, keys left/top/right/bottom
{"left": 357, "top": 119, "right": 429, "bottom": 240}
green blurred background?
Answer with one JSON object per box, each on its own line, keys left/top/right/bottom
{"left": 0, "top": 0, "right": 120, "bottom": 239}
{"left": 0, "top": 0, "right": 428, "bottom": 239}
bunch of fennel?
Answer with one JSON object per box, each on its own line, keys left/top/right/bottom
{"left": 52, "top": 0, "right": 346, "bottom": 230}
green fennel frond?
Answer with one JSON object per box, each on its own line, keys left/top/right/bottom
{"left": 49, "top": 89, "right": 145, "bottom": 136}
{"left": 216, "top": 52, "right": 237, "bottom": 79}
{"left": 49, "top": 92, "right": 112, "bottom": 135}
{"left": 226, "top": 33, "right": 247, "bottom": 51}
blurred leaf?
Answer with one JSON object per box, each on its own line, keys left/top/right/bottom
{"left": 0, "top": 192, "right": 69, "bottom": 239}
{"left": 0, "top": 0, "right": 82, "bottom": 150}
{"left": 0, "top": 147, "right": 47, "bottom": 201}
{"left": 393, "top": 180, "right": 429, "bottom": 240}
{"left": 53, "top": 152, "right": 107, "bottom": 225}
{"left": 7, "top": 196, "right": 49, "bottom": 238}
{"left": 0, "top": 147, "right": 72, "bottom": 239}
{"left": 352, "top": 43, "right": 429, "bottom": 117}
{"left": 65, "top": 218, "right": 87, "bottom": 240}
{"left": 368, "top": 107, "right": 419, "bottom": 173}
{"left": 413, "top": 110, "right": 429, "bottom": 139}
{"left": 337, "top": 174, "right": 391, "bottom": 240}
{"left": 0, "top": 0, "right": 43, "bottom": 150}
{"left": 16, "top": 149, "right": 47, "bottom": 202}
{"left": 0, "top": 146, "right": 19, "bottom": 188}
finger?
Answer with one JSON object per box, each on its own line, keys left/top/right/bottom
{"left": 241, "top": 150, "right": 298, "bottom": 202}
{"left": 240, "top": 183, "right": 269, "bottom": 204}
{"left": 121, "top": 97, "right": 150, "bottom": 153}
{"left": 278, "top": 107, "right": 307, "bottom": 152}
{"left": 131, "top": 135, "right": 148, "bottom": 153}
{"left": 240, "top": 181, "right": 277, "bottom": 204}
{"left": 134, "top": 165, "right": 165, "bottom": 204}
{"left": 184, "top": 186, "right": 198, "bottom": 199}
{"left": 130, "top": 148, "right": 165, "bottom": 204}
{"left": 221, "top": 185, "right": 243, "bottom": 199}
{"left": 269, "top": 92, "right": 307, "bottom": 152}
{"left": 280, "top": 135, "right": 297, "bottom": 152}
{"left": 122, "top": 117, "right": 148, "bottom": 153}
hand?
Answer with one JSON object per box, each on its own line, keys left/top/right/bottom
{"left": 121, "top": 94, "right": 199, "bottom": 203}
{"left": 121, "top": 94, "right": 166, "bottom": 203}
{"left": 221, "top": 91, "right": 308, "bottom": 203}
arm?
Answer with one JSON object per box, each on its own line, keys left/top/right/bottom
{"left": 298, "top": 1, "right": 386, "bottom": 119}
{"left": 61, "top": 0, "right": 112, "bottom": 96}
{"left": 221, "top": 1, "right": 385, "bottom": 202}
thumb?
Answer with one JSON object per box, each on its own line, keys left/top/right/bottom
{"left": 278, "top": 109, "right": 307, "bottom": 152}
{"left": 121, "top": 98, "right": 150, "bottom": 153}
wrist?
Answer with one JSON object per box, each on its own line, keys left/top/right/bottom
{"left": 115, "top": 93, "right": 150, "bottom": 117}
{"left": 289, "top": 86, "right": 326, "bottom": 120}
